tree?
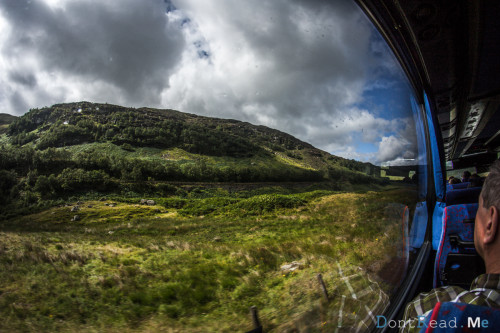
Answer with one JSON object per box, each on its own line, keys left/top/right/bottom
{"left": 34, "top": 175, "right": 53, "bottom": 198}
{"left": 0, "top": 170, "right": 18, "bottom": 202}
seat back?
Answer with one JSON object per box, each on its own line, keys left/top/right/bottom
{"left": 446, "top": 187, "right": 482, "bottom": 206}
{"left": 434, "top": 203, "right": 484, "bottom": 288}
{"left": 451, "top": 182, "right": 470, "bottom": 189}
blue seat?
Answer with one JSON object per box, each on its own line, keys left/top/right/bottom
{"left": 451, "top": 182, "right": 470, "bottom": 190}
{"left": 419, "top": 302, "right": 500, "bottom": 332}
{"left": 434, "top": 203, "right": 483, "bottom": 288}
{"left": 446, "top": 187, "right": 482, "bottom": 206}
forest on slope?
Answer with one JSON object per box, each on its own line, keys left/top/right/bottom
{"left": 0, "top": 102, "right": 383, "bottom": 218}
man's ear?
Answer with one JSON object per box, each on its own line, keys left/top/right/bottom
{"left": 484, "top": 206, "right": 499, "bottom": 244}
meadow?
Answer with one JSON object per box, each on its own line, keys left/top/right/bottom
{"left": 0, "top": 183, "right": 416, "bottom": 332}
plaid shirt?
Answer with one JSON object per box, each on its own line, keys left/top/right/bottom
{"left": 400, "top": 274, "right": 500, "bottom": 332}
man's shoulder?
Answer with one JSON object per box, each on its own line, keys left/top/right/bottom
{"left": 402, "top": 274, "right": 500, "bottom": 331}
{"left": 400, "top": 286, "right": 468, "bottom": 332}
{"left": 400, "top": 275, "right": 500, "bottom": 332}
{"left": 472, "top": 273, "right": 500, "bottom": 290}
{"left": 405, "top": 285, "right": 467, "bottom": 318}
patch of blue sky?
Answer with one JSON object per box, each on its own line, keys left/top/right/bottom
{"left": 361, "top": 28, "right": 414, "bottom": 121}
{"left": 354, "top": 141, "right": 378, "bottom": 154}
{"left": 358, "top": 70, "right": 411, "bottom": 116}
{"left": 348, "top": 69, "right": 414, "bottom": 162}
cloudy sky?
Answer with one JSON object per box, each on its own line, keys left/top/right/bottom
{"left": 0, "top": 0, "right": 417, "bottom": 165}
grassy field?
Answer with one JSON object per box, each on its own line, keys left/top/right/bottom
{"left": 0, "top": 184, "right": 417, "bottom": 332}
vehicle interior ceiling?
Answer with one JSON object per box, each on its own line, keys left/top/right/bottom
{"left": 356, "top": 0, "right": 500, "bottom": 172}
{"left": 355, "top": 0, "right": 500, "bottom": 309}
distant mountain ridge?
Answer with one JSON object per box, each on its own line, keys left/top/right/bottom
{"left": 8, "top": 102, "right": 312, "bottom": 156}
{"left": 0, "top": 113, "right": 18, "bottom": 134}
{"left": 0, "top": 113, "right": 17, "bottom": 125}
{"left": 6, "top": 101, "right": 374, "bottom": 172}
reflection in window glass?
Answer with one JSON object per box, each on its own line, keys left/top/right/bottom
{"left": 0, "top": 0, "right": 424, "bottom": 331}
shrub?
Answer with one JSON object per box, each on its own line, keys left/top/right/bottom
{"left": 22, "top": 190, "right": 38, "bottom": 206}
{"left": 121, "top": 143, "right": 135, "bottom": 151}
{"left": 155, "top": 183, "right": 178, "bottom": 196}
{"left": 161, "top": 197, "right": 188, "bottom": 209}
{"left": 235, "top": 194, "right": 306, "bottom": 214}
{"left": 34, "top": 175, "right": 53, "bottom": 198}
{"left": 57, "top": 168, "right": 113, "bottom": 192}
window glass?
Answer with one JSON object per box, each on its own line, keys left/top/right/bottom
{"left": 0, "top": 0, "right": 425, "bottom": 331}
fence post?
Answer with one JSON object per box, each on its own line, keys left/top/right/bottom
{"left": 250, "top": 305, "right": 262, "bottom": 330}
{"left": 317, "top": 273, "right": 329, "bottom": 301}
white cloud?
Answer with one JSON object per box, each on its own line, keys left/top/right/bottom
{"left": 0, "top": 0, "right": 417, "bottom": 165}
{"left": 0, "top": 0, "right": 184, "bottom": 112}
{"left": 378, "top": 135, "right": 407, "bottom": 162}
{"left": 376, "top": 118, "right": 418, "bottom": 166}
{"left": 161, "top": 0, "right": 379, "bottom": 149}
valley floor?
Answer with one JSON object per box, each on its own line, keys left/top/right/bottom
{"left": 0, "top": 184, "right": 417, "bottom": 332}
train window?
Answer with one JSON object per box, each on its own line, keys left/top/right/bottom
{"left": 0, "top": 0, "right": 426, "bottom": 332}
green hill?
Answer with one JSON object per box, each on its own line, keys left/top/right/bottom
{"left": 6, "top": 102, "right": 374, "bottom": 171}
{"left": 0, "top": 102, "right": 383, "bottom": 215}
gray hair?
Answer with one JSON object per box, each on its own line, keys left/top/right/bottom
{"left": 481, "top": 160, "right": 500, "bottom": 210}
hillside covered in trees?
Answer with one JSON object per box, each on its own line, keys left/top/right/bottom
{"left": 0, "top": 102, "right": 382, "bottom": 217}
